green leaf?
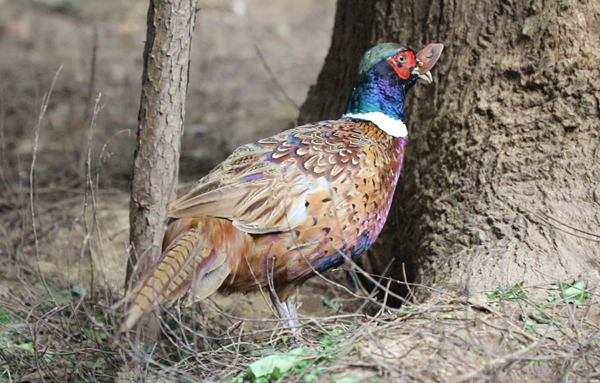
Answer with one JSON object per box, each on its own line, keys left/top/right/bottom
{"left": 83, "top": 328, "right": 108, "bottom": 340}
{"left": 302, "top": 372, "right": 319, "bottom": 382}
{"left": 320, "top": 339, "right": 334, "bottom": 347}
{"left": 562, "top": 281, "right": 585, "bottom": 297}
{"left": 16, "top": 342, "right": 34, "bottom": 351}
{"left": 320, "top": 295, "right": 342, "bottom": 311}
{"left": 293, "top": 359, "right": 310, "bottom": 374}
{"left": 0, "top": 309, "right": 13, "bottom": 324}
{"left": 288, "top": 348, "right": 306, "bottom": 355}
{"left": 486, "top": 282, "right": 528, "bottom": 302}
{"left": 248, "top": 351, "right": 304, "bottom": 381}
{"left": 43, "top": 352, "right": 55, "bottom": 363}
{"left": 249, "top": 356, "right": 279, "bottom": 378}
{"left": 328, "top": 329, "right": 343, "bottom": 336}
{"left": 547, "top": 281, "right": 590, "bottom": 306}
{"left": 70, "top": 284, "right": 88, "bottom": 297}
{"left": 335, "top": 378, "right": 361, "bottom": 383}
{"left": 548, "top": 284, "right": 561, "bottom": 290}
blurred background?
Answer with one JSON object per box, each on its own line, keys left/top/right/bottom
{"left": 0, "top": 0, "right": 335, "bottom": 187}
{"left": 0, "top": 0, "right": 338, "bottom": 309}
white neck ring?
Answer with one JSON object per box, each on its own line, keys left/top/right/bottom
{"left": 342, "top": 112, "right": 408, "bottom": 138}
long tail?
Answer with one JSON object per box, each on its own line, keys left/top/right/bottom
{"left": 118, "top": 223, "right": 229, "bottom": 333}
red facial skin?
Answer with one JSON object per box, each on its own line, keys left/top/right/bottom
{"left": 385, "top": 50, "right": 416, "bottom": 80}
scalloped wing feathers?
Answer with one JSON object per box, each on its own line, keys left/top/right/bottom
{"left": 168, "top": 120, "right": 390, "bottom": 235}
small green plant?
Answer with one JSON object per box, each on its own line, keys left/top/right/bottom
{"left": 246, "top": 347, "right": 306, "bottom": 383}
{"left": 397, "top": 305, "right": 415, "bottom": 316}
{"left": 82, "top": 328, "right": 108, "bottom": 341}
{"left": 238, "top": 328, "right": 354, "bottom": 383}
{"left": 486, "top": 282, "right": 529, "bottom": 306}
{"left": 0, "top": 308, "right": 13, "bottom": 324}
{"left": 320, "top": 295, "right": 342, "bottom": 311}
{"left": 547, "top": 281, "right": 591, "bottom": 307}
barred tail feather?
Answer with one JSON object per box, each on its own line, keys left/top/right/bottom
{"left": 120, "top": 228, "right": 225, "bottom": 333}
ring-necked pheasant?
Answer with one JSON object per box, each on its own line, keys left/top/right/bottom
{"left": 119, "top": 42, "right": 443, "bottom": 332}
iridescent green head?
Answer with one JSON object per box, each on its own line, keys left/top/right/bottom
{"left": 343, "top": 42, "right": 444, "bottom": 137}
{"left": 356, "top": 42, "right": 444, "bottom": 83}
{"left": 357, "top": 43, "right": 407, "bottom": 81}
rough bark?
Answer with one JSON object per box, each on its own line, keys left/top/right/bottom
{"left": 300, "top": 0, "right": 600, "bottom": 301}
{"left": 127, "top": 0, "right": 197, "bottom": 340}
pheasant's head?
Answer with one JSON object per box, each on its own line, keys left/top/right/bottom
{"left": 357, "top": 42, "right": 444, "bottom": 85}
{"left": 344, "top": 42, "right": 444, "bottom": 137}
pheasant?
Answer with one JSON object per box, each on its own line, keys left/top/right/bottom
{"left": 119, "top": 42, "right": 444, "bottom": 332}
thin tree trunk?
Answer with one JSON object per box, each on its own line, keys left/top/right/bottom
{"left": 300, "top": 0, "right": 600, "bottom": 301}
{"left": 127, "top": 0, "right": 197, "bottom": 341}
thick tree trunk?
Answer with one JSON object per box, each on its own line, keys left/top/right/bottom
{"left": 300, "top": 0, "right": 600, "bottom": 300}
{"left": 127, "top": 0, "right": 197, "bottom": 340}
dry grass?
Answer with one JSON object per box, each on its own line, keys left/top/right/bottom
{"left": 1, "top": 270, "right": 599, "bottom": 382}
{"left": 1, "top": 131, "right": 599, "bottom": 382}
{"left": 1, "top": 2, "right": 600, "bottom": 383}
{"left": 2, "top": 160, "right": 599, "bottom": 382}
{"left": 1, "top": 72, "right": 599, "bottom": 383}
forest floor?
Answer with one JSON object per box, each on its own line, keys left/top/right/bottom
{"left": 0, "top": 0, "right": 599, "bottom": 382}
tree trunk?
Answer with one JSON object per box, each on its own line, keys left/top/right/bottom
{"left": 127, "top": 0, "right": 197, "bottom": 340}
{"left": 300, "top": 0, "right": 600, "bottom": 300}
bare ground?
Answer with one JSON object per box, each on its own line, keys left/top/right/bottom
{"left": 0, "top": 0, "right": 599, "bottom": 382}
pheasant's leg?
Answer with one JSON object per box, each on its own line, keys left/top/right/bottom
{"left": 270, "top": 287, "right": 300, "bottom": 330}
{"left": 282, "top": 295, "right": 299, "bottom": 330}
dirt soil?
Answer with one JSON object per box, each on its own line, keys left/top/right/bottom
{"left": 0, "top": 1, "right": 599, "bottom": 382}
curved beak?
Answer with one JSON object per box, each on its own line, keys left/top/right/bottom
{"left": 413, "top": 43, "right": 444, "bottom": 83}
{"left": 416, "top": 71, "right": 433, "bottom": 83}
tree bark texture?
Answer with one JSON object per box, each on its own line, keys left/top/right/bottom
{"left": 300, "top": 0, "right": 600, "bottom": 299}
{"left": 127, "top": 0, "right": 197, "bottom": 337}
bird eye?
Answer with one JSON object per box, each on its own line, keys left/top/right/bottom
{"left": 397, "top": 55, "right": 406, "bottom": 64}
